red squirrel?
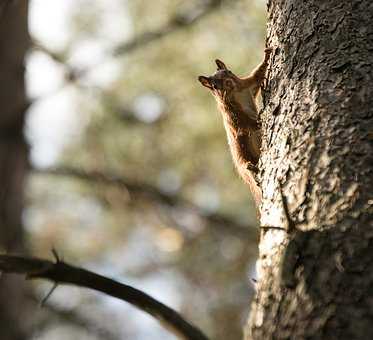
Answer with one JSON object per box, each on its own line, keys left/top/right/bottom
{"left": 198, "top": 48, "right": 273, "bottom": 207}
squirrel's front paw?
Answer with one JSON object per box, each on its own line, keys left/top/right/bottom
{"left": 246, "top": 162, "right": 258, "bottom": 174}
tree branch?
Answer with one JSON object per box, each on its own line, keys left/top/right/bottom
{"left": 112, "top": 0, "right": 225, "bottom": 57}
{"left": 32, "top": 0, "right": 228, "bottom": 84}
{"left": 33, "top": 166, "right": 256, "bottom": 238}
{"left": 0, "top": 254, "right": 209, "bottom": 340}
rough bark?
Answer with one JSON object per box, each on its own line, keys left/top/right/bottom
{"left": 0, "top": 1, "right": 32, "bottom": 339}
{"left": 246, "top": 1, "right": 373, "bottom": 339}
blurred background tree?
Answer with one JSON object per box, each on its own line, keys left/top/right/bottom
{"left": 2, "top": 0, "right": 266, "bottom": 339}
{"left": 0, "top": 1, "right": 31, "bottom": 340}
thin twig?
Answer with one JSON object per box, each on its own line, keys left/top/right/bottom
{"left": 40, "top": 282, "right": 58, "bottom": 307}
{"left": 0, "top": 254, "right": 209, "bottom": 340}
{"left": 33, "top": 166, "right": 256, "bottom": 238}
{"left": 260, "top": 225, "right": 286, "bottom": 231}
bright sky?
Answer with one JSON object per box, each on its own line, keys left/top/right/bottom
{"left": 26, "top": 0, "right": 130, "bottom": 168}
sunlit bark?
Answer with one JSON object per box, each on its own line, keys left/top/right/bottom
{"left": 246, "top": 1, "right": 373, "bottom": 339}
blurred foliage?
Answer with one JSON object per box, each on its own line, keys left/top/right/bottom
{"left": 26, "top": 1, "right": 265, "bottom": 339}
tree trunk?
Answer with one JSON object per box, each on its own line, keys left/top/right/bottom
{"left": 0, "top": 1, "right": 32, "bottom": 339}
{"left": 246, "top": 1, "right": 373, "bottom": 339}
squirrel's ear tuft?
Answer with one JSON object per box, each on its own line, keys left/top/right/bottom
{"left": 215, "top": 59, "right": 227, "bottom": 70}
{"left": 198, "top": 76, "right": 213, "bottom": 89}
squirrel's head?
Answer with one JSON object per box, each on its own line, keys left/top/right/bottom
{"left": 198, "top": 59, "right": 240, "bottom": 99}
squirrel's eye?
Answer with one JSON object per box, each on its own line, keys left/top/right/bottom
{"left": 224, "top": 79, "right": 234, "bottom": 88}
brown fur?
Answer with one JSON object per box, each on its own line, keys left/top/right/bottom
{"left": 198, "top": 48, "right": 273, "bottom": 208}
